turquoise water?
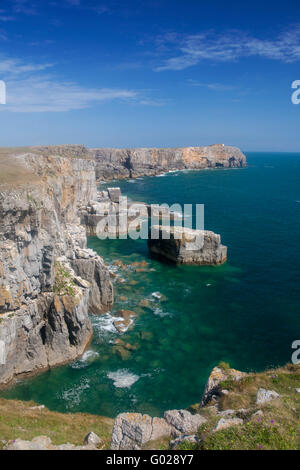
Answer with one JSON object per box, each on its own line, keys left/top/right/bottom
{"left": 1, "top": 152, "right": 300, "bottom": 417}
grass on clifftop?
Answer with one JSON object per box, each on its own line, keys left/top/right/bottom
{"left": 0, "top": 148, "right": 37, "bottom": 186}
{"left": 0, "top": 398, "right": 113, "bottom": 449}
{"left": 191, "top": 363, "right": 300, "bottom": 450}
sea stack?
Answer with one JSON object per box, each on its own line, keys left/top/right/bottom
{"left": 148, "top": 226, "right": 227, "bottom": 266}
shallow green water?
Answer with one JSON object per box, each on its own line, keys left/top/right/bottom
{"left": 1, "top": 152, "right": 300, "bottom": 417}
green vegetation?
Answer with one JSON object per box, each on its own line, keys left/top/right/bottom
{"left": 53, "top": 261, "right": 76, "bottom": 297}
{"left": 0, "top": 398, "right": 113, "bottom": 450}
{"left": 217, "top": 361, "right": 231, "bottom": 371}
{"left": 0, "top": 363, "right": 299, "bottom": 450}
{"left": 195, "top": 363, "right": 300, "bottom": 450}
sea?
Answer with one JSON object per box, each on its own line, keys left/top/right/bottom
{"left": 1, "top": 152, "right": 299, "bottom": 418}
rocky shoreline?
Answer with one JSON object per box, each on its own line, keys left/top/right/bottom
{"left": 0, "top": 144, "right": 252, "bottom": 449}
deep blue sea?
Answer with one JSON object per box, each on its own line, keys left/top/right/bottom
{"left": 1, "top": 152, "right": 300, "bottom": 418}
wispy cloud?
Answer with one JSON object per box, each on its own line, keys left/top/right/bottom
{"left": 188, "top": 80, "right": 236, "bottom": 91}
{"left": 0, "top": 57, "right": 53, "bottom": 75}
{"left": 3, "top": 77, "right": 138, "bottom": 112}
{"left": 0, "top": 54, "right": 163, "bottom": 112}
{"left": 154, "top": 26, "right": 300, "bottom": 71}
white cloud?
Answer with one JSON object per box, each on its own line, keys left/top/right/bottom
{"left": 2, "top": 76, "right": 138, "bottom": 112}
{"left": 188, "top": 80, "right": 236, "bottom": 91}
{"left": 0, "top": 57, "right": 53, "bottom": 75}
{"left": 155, "top": 26, "right": 300, "bottom": 71}
{"left": 0, "top": 54, "right": 167, "bottom": 112}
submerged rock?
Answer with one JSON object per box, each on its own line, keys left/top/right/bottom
{"left": 148, "top": 226, "right": 227, "bottom": 265}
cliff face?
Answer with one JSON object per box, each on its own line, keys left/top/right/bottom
{"left": 0, "top": 150, "right": 113, "bottom": 384}
{"left": 90, "top": 144, "right": 247, "bottom": 180}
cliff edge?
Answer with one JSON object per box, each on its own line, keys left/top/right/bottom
{"left": 90, "top": 144, "right": 247, "bottom": 180}
{"left": 0, "top": 147, "right": 113, "bottom": 385}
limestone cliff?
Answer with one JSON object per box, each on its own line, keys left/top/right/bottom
{"left": 0, "top": 149, "right": 113, "bottom": 385}
{"left": 90, "top": 144, "right": 247, "bottom": 180}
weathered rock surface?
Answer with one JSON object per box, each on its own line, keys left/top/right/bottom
{"left": 110, "top": 409, "right": 206, "bottom": 450}
{"left": 148, "top": 226, "right": 227, "bottom": 265}
{"left": 90, "top": 145, "right": 247, "bottom": 181}
{"left": 83, "top": 431, "right": 102, "bottom": 447}
{"left": 214, "top": 417, "right": 243, "bottom": 432}
{"left": 0, "top": 149, "right": 113, "bottom": 384}
{"left": 164, "top": 409, "right": 207, "bottom": 435}
{"left": 256, "top": 388, "right": 280, "bottom": 405}
{"left": 201, "top": 366, "right": 246, "bottom": 407}
{"left": 79, "top": 187, "right": 146, "bottom": 238}
{"left": 110, "top": 413, "right": 173, "bottom": 450}
{"left": 4, "top": 435, "right": 98, "bottom": 450}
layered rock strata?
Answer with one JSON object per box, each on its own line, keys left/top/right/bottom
{"left": 90, "top": 144, "right": 247, "bottom": 181}
{"left": 0, "top": 151, "right": 113, "bottom": 384}
{"left": 148, "top": 226, "right": 227, "bottom": 265}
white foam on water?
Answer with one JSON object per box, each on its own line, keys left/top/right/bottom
{"left": 153, "top": 307, "right": 172, "bottom": 318}
{"left": 107, "top": 369, "right": 140, "bottom": 388}
{"left": 61, "top": 378, "right": 90, "bottom": 407}
{"left": 152, "top": 291, "right": 162, "bottom": 300}
{"left": 71, "top": 350, "right": 99, "bottom": 369}
{"left": 91, "top": 313, "right": 119, "bottom": 337}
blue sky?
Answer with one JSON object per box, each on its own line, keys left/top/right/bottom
{"left": 1, "top": 0, "right": 300, "bottom": 151}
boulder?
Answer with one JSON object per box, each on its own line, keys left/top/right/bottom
{"left": 164, "top": 409, "right": 207, "bottom": 435}
{"left": 110, "top": 413, "right": 173, "bottom": 450}
{"left": 256, "top": 388, "right": 280, "bottom": 405}
{"left": 84, "top": 432, "right": 102, "bottom": 447}
{"left": 215, "top": 417, "right": 243, "bottom": 432}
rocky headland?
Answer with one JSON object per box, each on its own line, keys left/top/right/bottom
{"left": 90, "top": 144, "right": 247, "bottom": 181}
{"left": 0, "top": 143, "right": 257, "bottom": 451}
